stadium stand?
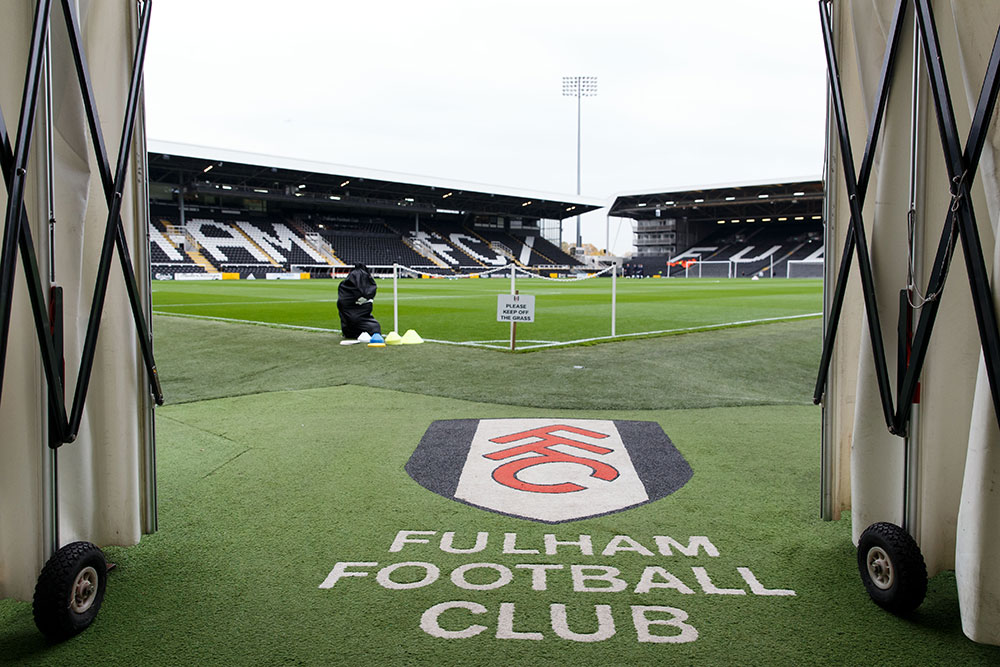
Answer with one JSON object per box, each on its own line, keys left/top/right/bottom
{"left": 187, "top": 219, "right": 273, "bottom": 265}
{"left": 517, "top": 233, "right": 581, "bottom": 267}
{"left": 150, "top": 204, "right": 820, "bottom": 282}
{"left": 236, "top": 220, "right": 329, "bottom": 268}
{"left": 149, "top": 217, "right": 211, "bottom": 278}
{"left": 146, "top": 145, "right": 600, "bottom": 280}
{"left": 316, "top": 217, "right": 429, "bottom": 269}
{"left": 150, "top": 209, "right": 592, "bottom": 278}
{"left": 610, "top": 179, "right": 824, "bottom": 277}
{"left": 417, "top": 222, "right": 508, "bottom": 268}
{"left": 665, "top": 221, "right": 823, "bottom": 277}
{"left": 464, "top": 227, "right": 582, "bottom": 268}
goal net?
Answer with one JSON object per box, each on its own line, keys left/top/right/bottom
{"left": 786, "top": 259, "right": 824, "bottom": 279}
{"left": 689, "top": 260, "right": 732, "bottom": 278}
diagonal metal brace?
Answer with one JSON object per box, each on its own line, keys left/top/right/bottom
{"left": 0, "top": 0, "right": 160, "bottom": 448}
{"left": 900, "top": 0, "right": 1000, "bottom": 431}
{"left": 815, "top": 0, "right": 906, "bottom": 432}
{"left": 59, "top": 0, "right": 162, "bottom": 440}
{"left": 815, "top": 0, "right": 1000, "bottom": 436}
{"left": 0, "top": 0, "right": 54, "bottom": 414}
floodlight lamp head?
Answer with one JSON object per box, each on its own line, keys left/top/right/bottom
{"left": 562, "top": 75, "right": 598, "bottom": 97}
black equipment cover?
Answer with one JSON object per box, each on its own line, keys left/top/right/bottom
{"left": 337, "top": 264, "right": 381, "bottom": 339}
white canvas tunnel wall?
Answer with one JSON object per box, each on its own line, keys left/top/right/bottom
{"left": 0, "top": 0, "right": 154, "bottom": 602}
{"left": 822, "top": 0, "right": 1000, "bottom": 644}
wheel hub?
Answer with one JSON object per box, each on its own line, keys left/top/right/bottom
{"left": 70, "top": 566, "right": 99, "bottom": 614}
{"left": 867, "top": 546, "right": 894, "bottom": 590}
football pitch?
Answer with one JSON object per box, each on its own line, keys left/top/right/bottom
{"left": 3, "top": 277, "right": 999, "bottom": 665}
{"left": 150, "top": 277, "right": 824, "bottom": 349}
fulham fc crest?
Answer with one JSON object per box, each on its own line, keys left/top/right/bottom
{"left": 405, "top": 419, "right": 692, "bottom": 523}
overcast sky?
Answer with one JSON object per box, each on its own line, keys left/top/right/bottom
{"left": 144, "top": 0, "right": 828, "bottom": 255}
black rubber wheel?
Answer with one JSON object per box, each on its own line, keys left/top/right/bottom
{"left": 32, "top": 541, "right": 108, "bottom": 641}
{"left": 857, "top": 522, "right": 927, "bottom": 615}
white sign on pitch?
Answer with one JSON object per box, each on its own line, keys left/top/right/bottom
{"left": 497, "top": 294, "right": 535, "bottom": 322}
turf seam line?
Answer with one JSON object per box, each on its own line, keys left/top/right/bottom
{"left": 202, "top": 447, "right": 253, "bottom": 479}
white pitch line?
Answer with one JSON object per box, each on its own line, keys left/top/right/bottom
{"left": 154, "top": 311, "right": 341, "bottom": 333}
{"left": 511, "top": 312, "right": 822, "bottom": 350}
{"left": 155, "top": 298, "right": 339, "bottom": 308}
{"left": 154, "top": 310, "right": 821, "bottom": 350}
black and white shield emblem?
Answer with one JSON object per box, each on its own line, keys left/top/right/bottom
{"left": 405, "top": 419, "right": 692, "bottom": 523}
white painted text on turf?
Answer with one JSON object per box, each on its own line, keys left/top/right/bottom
{"left": 318, "top": 529, "right": 796, "bottom": 644}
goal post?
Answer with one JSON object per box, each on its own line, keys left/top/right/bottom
{"left": 690, "top": 260, "right": 733, "bottom": 278}
{"left": 786, "top": 259, "right": 824, "bottom": 279}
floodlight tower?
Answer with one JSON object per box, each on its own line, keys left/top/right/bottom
{"left": 562, "top": 76, "right": 597, "bottom": 249}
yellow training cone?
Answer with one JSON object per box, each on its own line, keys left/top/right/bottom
{"left": 401, "top": 329, "right": 424, "bottom": 345}
{"left": 385, "top": 331, "right": 403, "bottom": 345}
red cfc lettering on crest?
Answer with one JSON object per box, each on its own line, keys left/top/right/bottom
{"left": 484, "top": 424, "right": 620, "bottom": 494}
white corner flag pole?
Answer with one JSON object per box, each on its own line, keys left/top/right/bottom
{"left": 611, "top": 265, "right": 617, "bottom": 337}
{"left": 393, "top": 263, "right": 399, "bottom": 333}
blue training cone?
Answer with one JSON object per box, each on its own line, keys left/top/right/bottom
{"left": 367, "top": 332, "right": 386, "bottom": 348}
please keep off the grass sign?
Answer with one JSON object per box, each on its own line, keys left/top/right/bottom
{"left": 497, "top": 294, "right": 535, "bottom": 322}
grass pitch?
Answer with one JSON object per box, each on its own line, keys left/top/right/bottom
{"left": 3, "top": 277, "right": 999, "bottom": 665}
{"left": 151, "top": 277, "right": 822, "bottom": 348}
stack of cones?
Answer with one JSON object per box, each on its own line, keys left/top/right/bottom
{"left": 381, "top": 329, "right": 424, "bottom": 345}
{"left": 343, "top": 330, "right": 423, "bottom": 347}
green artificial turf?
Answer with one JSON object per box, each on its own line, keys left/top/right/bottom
{"left": 150, "top": 313, "right": 822, "bottom": 409}
{"left": 1, "top": 388, "right": 996, "bottom": 665}
{"left": 2, "top": 277, "right": 998, "bottom": 665}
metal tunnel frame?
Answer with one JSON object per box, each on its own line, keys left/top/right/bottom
{"left": 814, "top": 0, "right": 1000, "bottom": 438}
{"left": 0, "top": 0, "right": 162, "bottom": 460}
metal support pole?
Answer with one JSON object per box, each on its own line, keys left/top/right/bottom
{"left": 576, "top": 90, "right": 582, "bottom": 249}
{"left": 42, "top": 30, "right": 58, "bottom": 558}
{"left": 178, "top": 182, "right": 185, "bottom": 228}
{"left": 904, "top": 14, "right": 923, "bottom": 537}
